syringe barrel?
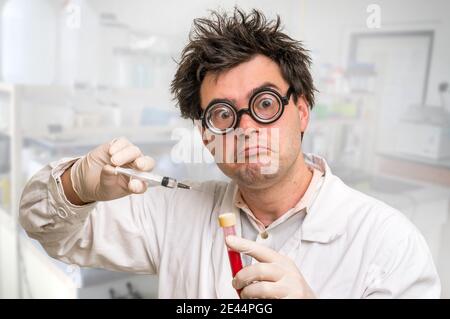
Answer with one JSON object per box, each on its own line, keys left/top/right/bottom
{"left": 161, "top": 176, "right": 178, "bottom": 188}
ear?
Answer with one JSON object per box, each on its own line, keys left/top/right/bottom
{"left": 296, "top": 94, "right": 310, "bottom": 137}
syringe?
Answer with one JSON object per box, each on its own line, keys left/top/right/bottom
{"left": 114, "top": 167, "right": 191, "bottom": 190}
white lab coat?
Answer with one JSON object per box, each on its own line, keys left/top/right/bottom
{"left": 19, "top": 154, "right": 440, "bottom": 298}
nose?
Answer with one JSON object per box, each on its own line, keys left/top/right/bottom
{"left": 235, "top": 112, "right": 260, "bottom": 140}
{"left": 237, "top": 111, "right": 259, "bottom": 130}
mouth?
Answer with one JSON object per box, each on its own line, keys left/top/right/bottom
{"left": 239, "top": 146, "right": 271, "bottom": 157}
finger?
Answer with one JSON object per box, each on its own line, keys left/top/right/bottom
{"left": 110, "top": 145, "right": 142, "bottom": 166}
{"left": 108, "top": 137, "right": 132, "bottom": 156}
{"left": 240, "top": 281, "right": 282, "bottom": 299}
{"left": 226, "top": 235, "right": 281, "bottom": 263}
{"left": 233, "top": 263, "right": 283, "bottom": 290}
{"left": 128, "top": 178, "right": 147, "bottom": 194}
{"left": 102, "top": 164, "right": 129, "bottom": 188}
{"left": 102, "top": 164, "right": 117, "bottom": 176}
{"left": 130, "top": 155, "right": 155, "bottom": 172}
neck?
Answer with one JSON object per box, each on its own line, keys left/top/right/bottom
{"left": 238, "top": 153, "right": 313, "bottom": 227}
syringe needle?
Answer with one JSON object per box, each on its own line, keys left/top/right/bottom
{"left": 177, "top": 182, "right": 191, "bottom": 190}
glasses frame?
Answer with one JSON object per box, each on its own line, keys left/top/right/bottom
{"left": 200, "top": 87, "right": 293, "bottom": 135}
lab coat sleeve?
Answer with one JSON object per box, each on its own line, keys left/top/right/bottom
{"left": 19, "top": 157, "right": 163, "bottom": 274}
{"left": 363, "top": 224, "right": 441, "bottom": 299}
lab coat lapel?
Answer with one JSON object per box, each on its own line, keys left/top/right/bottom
{"left": 211, "top": 181, "right": 241, "bottom": 299}
{"left": 301, "top": 154, "right": 349, "bottom": 243}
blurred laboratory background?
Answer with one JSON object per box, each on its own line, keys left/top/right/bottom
{"left": 0, "top": 0, "right": 449, "bottom": 299}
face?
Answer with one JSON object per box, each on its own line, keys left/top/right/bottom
{"left": 199, "top": 54, "right": 310, "bottom": 188}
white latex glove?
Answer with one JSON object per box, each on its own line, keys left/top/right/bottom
{"left": 70, "top": 137, "right": 155, "bottom": 203}
{"left": 225, "top": 235, "right": 316, "bottom": 299}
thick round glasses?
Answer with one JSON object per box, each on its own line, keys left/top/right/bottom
{"left": 201, "top": 87, "right": 293, "bottom": 134}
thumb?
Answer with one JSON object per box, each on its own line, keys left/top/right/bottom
{"left": 225, "top": 235, "right": 280, "bottom": 263}
{"left": 128, "top": 178, "right": 148, "bottom": 194}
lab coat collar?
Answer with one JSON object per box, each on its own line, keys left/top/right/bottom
{"left": 229, "top": 153, "right": 349, "bottom": 244}
{"left": 229, "top": 153, "right": 351, "bottom": 244}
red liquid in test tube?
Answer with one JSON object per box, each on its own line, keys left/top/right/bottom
{"left": 219, "top": 213, "right": 243, "bottom": 298}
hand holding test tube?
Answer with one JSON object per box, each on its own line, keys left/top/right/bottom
{"left": 219, "top": 213, "right": 244, "bottom": 298}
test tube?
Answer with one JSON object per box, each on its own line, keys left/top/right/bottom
{"left": 218, "top": 213, "right": 243, "bottom": 297}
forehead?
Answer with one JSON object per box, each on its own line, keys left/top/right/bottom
{"left": 199, "top": 54, "right": 287, "bottom": 108}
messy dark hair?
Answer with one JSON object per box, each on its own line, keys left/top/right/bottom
{"left": 171, "top": 8, "right": 316, "bottom": 122}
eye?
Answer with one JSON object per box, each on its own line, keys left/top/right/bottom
{"left": 259, "top": 98, "right": 274, "bottom": 109}
{"left": 209, "top": 105, "right": 234, "bottom": 123}
{"left": 255, "top": 94, "right": 277, "bottom": 111}
{"left": 252, "top": 92, "right": 282, "bottom": 120}
{"left": 215, "top": 108, "right": 231, "bottom": 119}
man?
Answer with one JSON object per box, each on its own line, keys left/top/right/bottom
{"left": 19, "top": 9, "right": 440, "bottom": 298}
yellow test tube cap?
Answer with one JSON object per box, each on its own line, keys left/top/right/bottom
{"left": 218, "top": 213, "right": 236, "bottom": 228}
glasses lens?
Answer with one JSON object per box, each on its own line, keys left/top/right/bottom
{"left": 251, "top": 92, "right": 282, "bottom": 121}
{"left": 206, "top": 103, "right": 236, "bottom": 131}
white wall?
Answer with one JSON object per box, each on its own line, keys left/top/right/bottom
{"left": 88, "top": 0, "right": 450, "bottom": 105}
{"left": 303, "top": 0, "right": 450, "bottom": 106}
{"left": 89, "top": 0, "right": 304, "bottom": 60}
